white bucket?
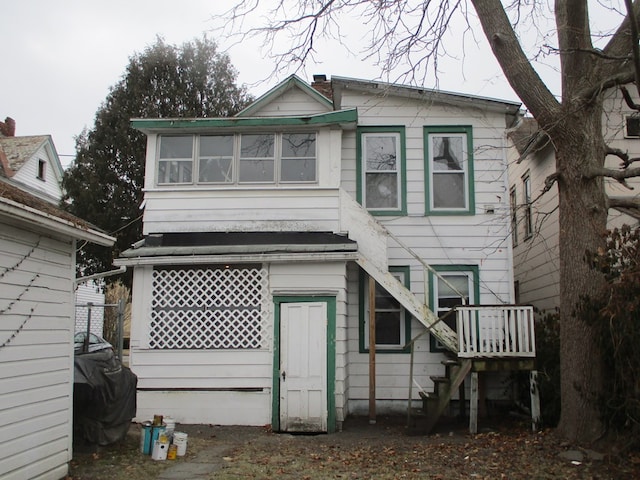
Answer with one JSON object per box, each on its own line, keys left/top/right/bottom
{"left": 151, "top": 440, "right": 168, "bottom": 461}
{"left": 164, "top": 417, "right": 176, "bottom": 436}
{"left": 173, "top": 431, "right": 188, "bottom": 456}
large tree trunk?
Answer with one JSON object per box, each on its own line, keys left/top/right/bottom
{"left": 554, "top": 102, "right": 608, "bottom": 443}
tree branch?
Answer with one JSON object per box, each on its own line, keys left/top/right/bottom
{"left": 607, "top": 196, "right": 640, "bottom": 209}
{"left": 585, "top": 166, "right": 640, "bottom": 188}
{"left": 606, "top": 145, "right": 640, "bottom": 168}
{"left": 470, "top": 0, "right": 560, "bottom": 126}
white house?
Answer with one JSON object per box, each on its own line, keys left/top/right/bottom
{"left": 0, "top": 177, "right": 114, "bottom": 478}
{"left": 508, "top": 88, "right": 640, "bottom": 314}
{"left": 116, "top": 75, "right": 537, "bottom": 434}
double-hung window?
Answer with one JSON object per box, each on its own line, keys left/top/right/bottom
{"left": 429, "top": 266, "right": 479, "bottom": 352}
{"left": 156, "top": 132, "right": 316, "bottom": 186}
{"left": 510, "top": 186, "right": 518, "bottom": 246}
{"left": 360, "top": 266, "right": 411, "bottom": 352}
{"left": 424, "top": 126, "right": 474, "bottom": 215}
{"left": 523, "top": 172, "right": 533, "bottom": 239}
{"left": 357, "top": 126, "right": 407, "bottom": 215}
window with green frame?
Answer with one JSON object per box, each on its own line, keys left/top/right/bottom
{"left": 356, "top": 126, "right": 407, "bottom": 215}
{"left": 424, "top": 126, "right": 475, "bottom": 215}
{"left": 359, "top": 266, "right": 411, "bottom": 353}
{"left": 428, "top": 265, "right": 479, "bottom": 352}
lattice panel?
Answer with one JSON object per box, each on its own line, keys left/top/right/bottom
{"left": 150, "top": 267, "right": 270, "bottom": 349}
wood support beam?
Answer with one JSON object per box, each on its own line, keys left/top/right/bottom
{"left": 530, "top": 370, "right": 541, "bottom": 432}
{"left": 368, "top": 274, "right": 376, "bottom": 424}
{"left": 470, "top": 372, "right": 479, "bottom": 434}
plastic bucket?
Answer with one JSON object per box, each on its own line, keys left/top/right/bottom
{"left": 140, "top": 422, "right": 152, "bottom": 454}
{"left": 151, "top": 440, "right": 168, "bottom": 461}
{"left": 164, "top": 417, "right": 176, "bottom": 436}
{"left": 173, "top": 431, "right": 188, "bottom": 456}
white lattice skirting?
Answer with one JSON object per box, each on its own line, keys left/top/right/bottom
{"left": 150, "top": 266, "right": 270, "bottom": 349}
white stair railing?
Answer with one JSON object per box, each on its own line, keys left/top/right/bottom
{"left": 457, "top": 305, "right": 535, "bottom": 358}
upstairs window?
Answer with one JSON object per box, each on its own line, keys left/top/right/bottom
{"left": 510, "top": 186, "right": 518, "bottom": 246}
{"left": 37, "top": 159, "right": 46, "bottom": 181}
{"left": 157, "top": 132, "right": 317, "bottom": 186}
{"left": 357, "top": 126, "right": 407, "bottom": 215}
{"left": 425, "top": 126, "right": 474, "bottom": 215}
{"left": 625, "top": 115, "right": 640, "bottom": 138}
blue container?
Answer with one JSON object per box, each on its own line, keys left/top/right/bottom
{"left": 140, "top": 422, "right": 166, "bottom": 455}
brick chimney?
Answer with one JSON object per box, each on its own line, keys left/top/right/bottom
{"left": 311, "top": 74, "right": 333, "bottom": 100}
{"left": 0, "top": 117, "right": 16, "bottom": 137}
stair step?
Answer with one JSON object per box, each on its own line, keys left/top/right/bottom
{"left": 430, "top": 376, "right": 450, "bottom": 383}
{"left": 441, "top": 359, "right": 460, "bottom": 367}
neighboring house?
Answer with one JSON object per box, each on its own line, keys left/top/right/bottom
{"left": 116, "top": 75, "right": 537, "bottom": 434}
{"left": 0, "top": 180, "right": 114, "bottom": 477}
{"left": 508, "top": 89, "right": 640, "bottom": 314}
{"left": 74, "top": 280, "right": 106, "bottom": 337}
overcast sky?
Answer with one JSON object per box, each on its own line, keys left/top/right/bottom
{"left": 1, "top": 1, "right": 563, "bottom": 168}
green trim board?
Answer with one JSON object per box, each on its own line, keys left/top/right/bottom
{"left": 423, "top": 125, "right": 475, "bottom": 216}
{"left": 428, "top": 265, "right": 480, "bottom": 352}
{"left": 237, "top": 75, "right": 334, "bottom": 117}
{"left": 356, "top": 126, "right": 408, "bottom": 216}
{"left": 272, "top": 295, "right": 337, "bottom": 433}
{"left": 358, "top": 266, "right": 412, "bottom": 353}
{"left": 131, "top": 109, "right": 357, "bottom": 132}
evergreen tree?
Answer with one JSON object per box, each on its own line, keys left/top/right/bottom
{"left": 62, "top": 37, "right": 251, "bottom": 277}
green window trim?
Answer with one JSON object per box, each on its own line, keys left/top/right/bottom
{"left": 424, "top": 125, "right": 475, "bottom": 216}
{"left": 428, "top": 265, "right": 480, "bottom": 352}
{"left": 356, "top": 126, "right": 407, "bottom": 216}
{"left": 359, "top": 266, "right": 412, "bottom": 353}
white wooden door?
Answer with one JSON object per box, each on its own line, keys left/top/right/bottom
{"left": 279, "top": 302, "right": 327, "bottom": 432}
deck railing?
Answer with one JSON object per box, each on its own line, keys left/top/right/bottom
{"left": 457, "top": 305, "right": 535, "bottom": 358}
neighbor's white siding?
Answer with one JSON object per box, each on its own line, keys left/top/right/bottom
{"left": 11, "top": 143, "right": 63, "bottom": 202}
{"left": 0, "top": 218, "right": 74, "bottom": 480}
{"left": 74, "top": 280, "right": 106, "bottom": 336}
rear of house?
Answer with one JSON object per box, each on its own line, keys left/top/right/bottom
{"left": 117, "top": 75, "right": 533, "bottom": 433}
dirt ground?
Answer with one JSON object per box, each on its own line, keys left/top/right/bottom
{"left": 68, "top": 416, "right": 639, "bottom": 480}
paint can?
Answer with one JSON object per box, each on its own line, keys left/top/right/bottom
{"left": 172, "top": 431, "right": 188, "bottom": 456}
{"left": 153, "top": 414, "right": 164, "bottom": 426}
{"left": 140, "top": 421, "right": 153, "bottom": 454}
{"left": 167, "top": 444, "right": 178, "bottom": 460}
{"left": 151, "top": 439, "right": 169, "bottom": 461}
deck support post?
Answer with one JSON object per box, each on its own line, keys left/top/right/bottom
{"left": 469, "top": 371, "right": 478, "bottom": 434}
{"left": 368, "top": 275, "right": 376, "bottom": 424}
{"left": 530, "top": 370, "right": 541, "bottom": 431}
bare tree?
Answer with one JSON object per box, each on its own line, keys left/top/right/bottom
{"left": 221, "top": 0, "right": 640, "bottom": 443}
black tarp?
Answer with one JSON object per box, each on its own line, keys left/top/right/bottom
{"left": 73, "top": 349, "right": 137, "bottom": 446}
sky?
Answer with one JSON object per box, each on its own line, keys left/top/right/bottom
{"left": 0, "top": 1, "right": 565, "bottom": 168}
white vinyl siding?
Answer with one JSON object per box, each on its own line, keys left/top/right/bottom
{"left": 0, "top": 220, "right": 75, "bottom": 480}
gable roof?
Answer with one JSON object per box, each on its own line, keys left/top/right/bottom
{"left": 236, "top": 74, "right": 334, "bottom": 117}
{"left": 330, "top": 76, "right": 522, "bottom": 117}
{"left": 0, "top": 135, "right": 63, "bottom": 178}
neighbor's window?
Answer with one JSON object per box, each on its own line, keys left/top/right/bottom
{"left": 510, "top": 186, "right": 518, "bottom": 246}
{"left": 158, "top": 135, "right": 193, "bottom": 184}
{"left": 425, "top": 126, "right": 474, "bottom": 214}
{"left": 157, "top": 133, "right": 316, "bottom": 186}
{"left": 625, "top": 115, "right": 640, "bottom": 138}
{"left": 523, "top": 173, "right": 533, "bottom": 239}
{"left": 357, "top": 127, "right": 406, "bottom": 215}
{"left": 37, "top": 159, "right": 46, "bottom": 181}
{"left": 361, "top": 267, "right": 411, "bottom": 352}
{"left": 430, "top": 266, "right": 478, "bottom": 352}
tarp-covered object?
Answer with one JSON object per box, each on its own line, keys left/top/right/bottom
{"left": 73, "top": 349, "right": 137, "bottom": 445}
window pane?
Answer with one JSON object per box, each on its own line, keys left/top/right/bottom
{"left": 241, "top": 134, "right": 274, "bottom": 158}
{"left": 375, "top": 282, "right": 401, "bottom": 310}
{"left": 160, "top": 136, "right": 193, "bottom": 158}
{"left": 365, "top": 136, "right": 397, "bottom": 171}
{"left": 376, "top": 312, "right": 401, "bottom": 345}
{"left": 199, "top": 158, "right": 233, "bottom": 183}
{"left": 282, "top": 133, "right": 315, "bottom": 157}
{"left": 432, "top": 136, "right": 463, "bottom": 171}
{"left": 240, "top": 159, "right": 274, "bottom": 182}
{"left": 433, "top": 172, "right": 465, "bottom": 208}
{"left": 438, "top": 275, "right": 469, "bottom": 297}
{"left": 158, "top": 160, "right": 192, "bottom": 184}
{"left": 200, "top": 135, "right": 233, "bottom": 156}
{"left": 281, "top": 158, "right": 316, "bottom": 182}
{"left": 366, "top": 173, "right": 398, "bottom": 208}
